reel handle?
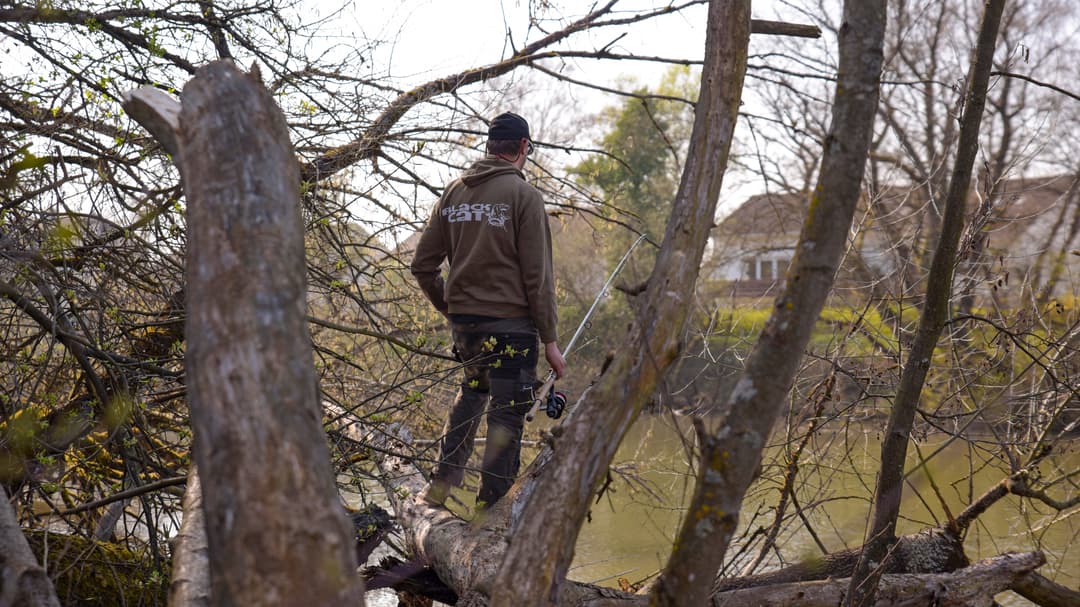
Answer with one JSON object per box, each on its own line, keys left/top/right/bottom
{"left": 525, "top": 370, "right": 556, "bottom": 422}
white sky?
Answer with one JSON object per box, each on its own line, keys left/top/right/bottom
{"left": 340, "top": 0, "right": 801, "bottom": 218}
{"left": 0, "top": 0, "right": 805, "bottom": 228}
{"left": 355, "top": 0, "right": 715, "bottom": 93}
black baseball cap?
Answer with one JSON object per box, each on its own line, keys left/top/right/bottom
{"left": 488, "top": 112, "right": 531, "bottom": 141}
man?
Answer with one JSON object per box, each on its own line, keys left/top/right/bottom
{"left": 411, "top": 112, "right": 566, "bottom": 508}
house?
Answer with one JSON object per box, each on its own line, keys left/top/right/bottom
{"left": 706, "top": 191, "right": 803, "bottom": 299}
{"left": 705, "top": 175, "right": 1080, "bottom": 306}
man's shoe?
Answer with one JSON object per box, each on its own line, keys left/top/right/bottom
{"left": 419, "top": 481, "right": 450, "bottom": 506}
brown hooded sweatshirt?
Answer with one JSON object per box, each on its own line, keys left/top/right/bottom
{"left": 410, "top": 157, "right": 558, "bottom": 344}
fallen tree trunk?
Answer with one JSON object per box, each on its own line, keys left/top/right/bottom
{"left": 1011, "top": 571, "right": 1080, "bottom": 607}
{"left": 714, "top": 527, "right": 967, "bottom": 593}
{"left": 711, "top": 552, "right": 1044, "bottom": 607}
{"left": 712, "top": 460, "right": 1073, "bottom": 600}
{"left": 336, "top": 414, "right": 640, "bottom": 606}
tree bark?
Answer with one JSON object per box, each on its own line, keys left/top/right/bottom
{"left": 0, "top": 486, "right": 61, "bottom": 607}
{"left": 649, "top": 2, "right": 887, "bottom": 605}
{"left": 168, "top": 466, "right": 211, "bottom": 607}
{"left": 488, "top": 1, "right": 750, "bottom": 604}
{"left": 846, "top": 2, "right": 1007, "bottom": 605}
{"left": 181, "top": 60, "right": 362, "bottom": 606}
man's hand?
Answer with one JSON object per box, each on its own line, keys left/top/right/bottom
{"left": 545, "top": 341, "right": 567, "bottom": 379}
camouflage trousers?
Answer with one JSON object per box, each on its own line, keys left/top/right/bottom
{"left": 433, "top": 315, "right": 539, "bottom": 507}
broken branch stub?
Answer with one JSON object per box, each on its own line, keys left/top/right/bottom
{"left": 121, "top": 86, "right": 182, "bottom": 161}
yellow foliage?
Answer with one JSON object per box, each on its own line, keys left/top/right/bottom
{"left": 104, "top": 393, "right": 136, "bottom": 430}
{"left": 0, "top": 404, "right": 50, "bottom": 454}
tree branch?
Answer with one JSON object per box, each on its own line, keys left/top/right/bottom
{"left": 56, "top": 476, "right": 186, "bottom": 516}
{"left": 298, "top": 2, "right": 820, "bottom": 184}
{"left": 992, "top": 70, "right": 1080, "bottom": 103}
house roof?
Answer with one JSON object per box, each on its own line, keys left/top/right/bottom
{"left": 715, "top": 191, "right": 806, "bottom": 237}
{"left": 715, "top": 175, "right": 1075, "bottom": 242}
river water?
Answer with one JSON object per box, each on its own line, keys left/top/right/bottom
{"left": 563, "top": 414, "right": 1079, "bottom": 603}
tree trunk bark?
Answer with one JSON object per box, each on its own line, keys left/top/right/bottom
{"left": 181, "top": 60, "right": 363, "bottom": 607}
{"left": 488, "top": 1, "right": 750, "bottom": 604}
{"left": 0, "top": 486, "right": 61, "bottom": 607}
{"left": 168, "top": 466, "right": 211, "bottom": 607}
{"left": 649, "top": 2, "right": 887, "bottom": 605}
{"left": 845, "top": 2, "right": 1007, "bottom": 605}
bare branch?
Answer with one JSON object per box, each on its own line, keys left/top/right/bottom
{"left": 993, "top": 70, "right": 1080, "bottom": 103}
{"left": 56, "top": 476, "right": 186, "bottom": 516}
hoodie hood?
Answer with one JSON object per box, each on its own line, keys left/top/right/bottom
{"left": 461, "top": 157, "right": 523, "bottom": 187}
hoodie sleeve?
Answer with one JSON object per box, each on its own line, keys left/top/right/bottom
{"left": 517, "top": 192, "right": 558, "bottom": 344}
{"left": 410, "top": 202, "right": 450, "bottom": 316}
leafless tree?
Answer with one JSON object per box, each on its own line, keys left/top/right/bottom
{"left": 846, "top": 0, "right": 1007, "bottom": 604}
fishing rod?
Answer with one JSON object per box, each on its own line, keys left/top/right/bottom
{"left": 526, "top": 233, "right": 647, "bottom": 422}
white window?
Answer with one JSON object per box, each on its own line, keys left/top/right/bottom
{"left": 741, "top": 256, "right": 791, "bottom": 280}
{"left": 742, "top": 258, "right": 756, "bottom": 280}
